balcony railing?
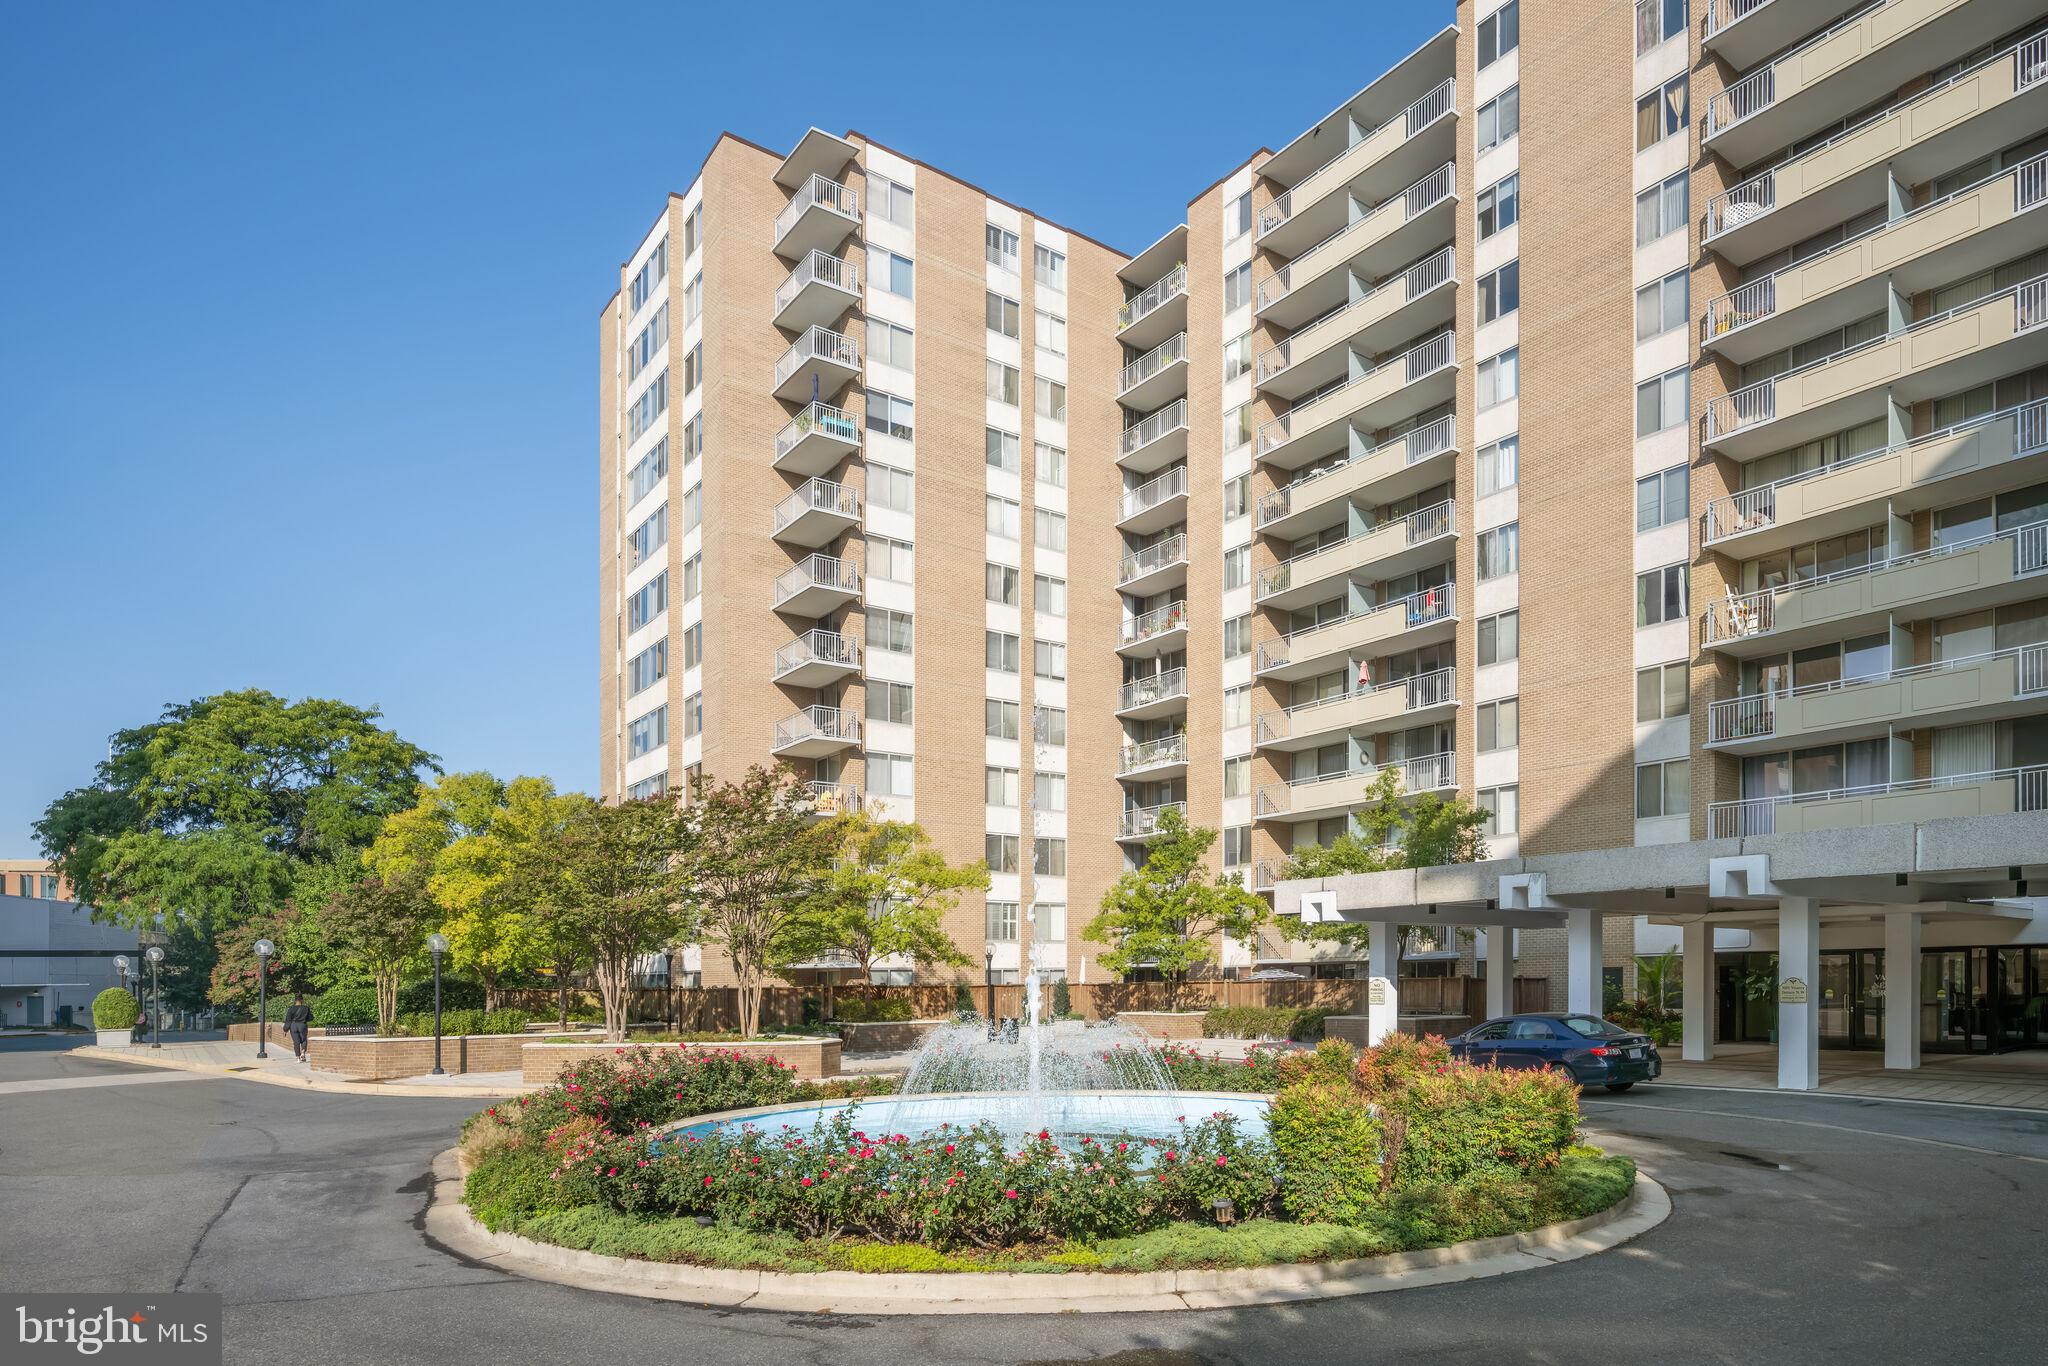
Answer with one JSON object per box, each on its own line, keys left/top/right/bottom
{"left": 802, "top": 781, "right": 862, "bottom": 817}
{"left": 774, "top": 249, "right": 860, "bottom": 314}
{"left": 1119, "top": 801, "right": 1186, "bottom": 839}
{"left": 1117, "top": 264, "right": 1187, "bottom": 331}
{"left": 1119, "top": 398, "right": 1189, "bottom": 459}
{"left": 1119, "top": 667, "right": 1189, "bottom": 713}
{"left": 772, "top": 553, "right": 861, "bottom": 608}
{"left": 1120, "top": 599, "right": 1188, "bottom": 648}
{"left": 1120, "top": 332, "right": 1188, "bottom": 395}
{"left": 773, "top": 705, "right": 860, "bottom": 752}
{"left": 1121, "top": 466, "right": 1189, "bottom": 523}
{"left": 1119, "top": 533, "right": 1188, "bottom": 586}
{"left": 772, "top": 477, "right": 860, "bottom": 536}
{"left": 1257, "top": 414, "right": 1454, "bottom": 526}
{"left": 1257, "top": 79, "right": 1456, "bottom": 238}
{"left": 1257, "top": 247, "right": 1455, "bottom": 385}
{"left": 773, "top": 629, "right": 862, "bottom": 680}
{"left": 774, "top": 174, "right": 860, "bottom": 244}
{"left": 1706, "top": 0, "right": 1928, "bottom": 139}
{"left": 1702, "top": 399, "right": 2048, "bottom": 543}
{"left": 1256, "top": 752, "right": 1456, "bottom": 817}
{"left": 1707, "top": 35, "right": 2048, "bottom": 239}
{"left": 1707, "top": 643, "right": 2048, "bottom": 744}
{"left": 774, "top": 401, "right": 860, "bottom": 463}
{"left": 1257, "top": 163, "right": 1454, "bottom": 313}
{"left": 774, "top": 325, "right": 861, "bottom": 391}
{"left": 1706, "top": 272, "right": 2048, "bottom": 440}
{"left": 1255, "top": 667, "right": 1456, "bottom": 744}
{"left": 1257, "top": 500, "right": 1453, "bottom": 599}
{"left": 1702, "top": 0, "right": 1775, "bottom": 40}
{"left": 1118, "top": 734, "right": 1188, "bottom": 776}
{"left": 1709, "top": 765, "right": 2048, "bottom": 837}
{"left": 1254, "top": 583, "right": 1456, "bottom": 672}
{"left": 1703, "top": 519, "right": 2048, "bottom": 644}
{"left": 1257, "top": 331, "right": 1454, "bottom": 456}
{"left": 1704, "top": 155, "right": 2048, "bottom": 343}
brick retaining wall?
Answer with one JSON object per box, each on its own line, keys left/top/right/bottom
{"left": 1116, "top": 1011, "right": 1209, "bottom": 1041}
{"left": 835, "top": 1020, "right": 945, "bottom": 1054}
{"left": 308, "top": 1030, "right": 603, "bottom": 1080}
{"left": 520, "top": 1037, "right": 843, "bottom": 1085}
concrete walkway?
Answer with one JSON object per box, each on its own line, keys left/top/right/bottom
{"left": 72, "top": 1040, "right": 534, "bottom": 1097}
{"left": 1656, "top": 1042, "right": 2048, "bottom": 1110}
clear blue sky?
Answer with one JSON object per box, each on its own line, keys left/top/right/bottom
{"left": 0, "top": 0, "right": 1449, "bottom": 855}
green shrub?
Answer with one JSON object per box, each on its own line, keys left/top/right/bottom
{"left": 397, "top": 976, "right": 486, "bottom": 1014}
{"left": 1051, "top": 978, "right": 1072, "bottom": 1019}
{"left": 1149, "top": 1042, "right": 1287, "bottom": 1092}
{"left": 311, "top": 987, "right": 378, "bottom": 1028}
{"left": 1202, "top": 1005, "right": 1332, "bottom": 1041}
{"left": 1094, "top": 1218, "right": 1399, "bottom": 1270}
{"left": 390, "top": 1007, "right": 529, "bottom": 1038}
{"left": 832, "top": 995, "right": 914, "bottom": 1023}
{"left": 464, "top": 1142, "right": 576, "bottom": 1231}
{"left": 92, "top": 988, "right": 140, "bottom": 1031}
{"left": 1268, "top": 1079, "right": 1383, "bottom": 1223}
{"left": 951, "top": 980, "right": 975, "bottom": 1015}
{"left": 1352, "top": 1032, "right": 1453, "bottom": 1098}
{"left": 1379, "top": 1061, "right": 1579, "bottom": 1188}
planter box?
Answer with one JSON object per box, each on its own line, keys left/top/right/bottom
{"left": 227, "top": 1022, "right": 354, "bottom": 1047}
{"left": 309, "top": 1029, "right": 603, "bottom": 1081}
{"left": 835, "top": 1019, "right": 944, "bottom": 1054}
{"left": 1116, "top": 1011, "right": 1209, "bottom": 1041}
{"left": 521, "top": 1037, "right": 843, "bottom": 1085}
{"left": 96, "top": 1028, "right": 132, "bottom": 1048}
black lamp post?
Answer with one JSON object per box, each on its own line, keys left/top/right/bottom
{"left": 427, "top": 932, "right": 449, "bottom": 1076}
{"left": 145, "top": 946, "right": 164, "bottom": 1049}
{"left": 253, "top": 939, "right": 275, "bottom": 1059}
{"left": 983, "top": 944, "right": 996, "bottom": 1022}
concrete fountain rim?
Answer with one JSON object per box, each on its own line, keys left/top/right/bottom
{"left": 650, "top": 1086, "right": 1272, "bottom": 1138}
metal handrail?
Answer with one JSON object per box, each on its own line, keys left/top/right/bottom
{"left": 1120, "top": 599, "right": 1189, "bottom": 647}
{"left": 1119, "top": 801, "right": 1186, "bottom": 839}
{"left": 1707, "top": 643, "right": 2048, "bottom": 743}
{"left": 773, "top": 629, "right": 862, "bottom": 679}
{"left": 802, "top": 781, "right": 862, "bottom": 816}
{"left": 1118, "top": 265, "right": 1187, "bottom": 330}
{"left": 1255, "top": 752, "right": 1456, "bottom": 816}
{"left": 1702, "top": 0, "right": 1776, "bottom": 41}
{"left": 1709, "top": 764, "right": 2048, "bottom": 837}
{"left": 1255, "top": 583, "right": 1455, "bottom": 671}
{"left": 1121, "top": 466, "right": 1189, "bottom": 522}
{"left": 774, "top": 250, "right": 860, "bottom": 315}
{"left": 1119, "top": 398, "right": 1190, "bottom": 457}
{"left": 774, "top": 174, "right": 860, "bottom": 244}
{"left": 1257, "top": 413, "right": 1454, "bottom": 525}
{"left": 1255, "top": 667, "right": 1456, "bottom": 744}
{"left": 772, "top": 705, "right": 861, "bottom": 751}
{"left": 1119, "top": 534, "right": 1188, "bottom": 585}
{"left": 1118, "top": 734, "right": 1189, "bottom": 775}
{"left": 1119, "top": 667, "right": 1189, "bottom": 712}
{"left": 1257, "top": 79, "right": 1456, "bottom": 238}
{"left": 1120, "top": 333, "right": 1189, "bottom": 394}
{"left": 774, "top": 402, "right": 860, "bottom": 462}
{"left": 1256, "top": 500, "right": 1454, "bottom": 599}
{"left": 1706, "top": 1, "right": 1893, "bottom": 138}
{"left": 1257, "top": 163, "right": 1454, "bottom": 312}
{"left": 1257, "top": 247, "right": 1454, "bottom": 385}
{"left": 772, "top": 553, "right": 861, "bottom": 608}
{"left": 1257, "top": 331, "right": 1454, "bottom": 455}
{"left": 773, "top": 325, "right": 861, "bottom": 390}
{"left": 771, "top": 477, "right": 860, "bottom": 535}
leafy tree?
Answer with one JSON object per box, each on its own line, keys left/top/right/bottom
{"left": 544, "top": 795, "right": 691, "bottom": 1041}
{"left": 678, "top": 767, "right": 842, "bottom": 1038}
{"left": 322, "top": 871, "right": 440, "bottom": 1029}
{"left": 1082, "top": 807, "right": 1271, "bottom": 1011}
{"left": 776, "top": 814, "right": 984, "bottom": 989}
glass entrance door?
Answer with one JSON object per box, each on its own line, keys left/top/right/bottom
{"left": 1922, "top": 949, "right": 1987, "bottom": 1053}
{"left": 1819, "top": 950, "right": 1885, "bottom": 1049}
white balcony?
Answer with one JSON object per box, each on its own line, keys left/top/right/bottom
{"left": 773, "top": 325, "right": 862, "bottom": 403}
{"left": 1257, "top": 246, "right": 1457, "bottom": 401}
{"left": 774, "top": 250, "right": 861, "bottom": 333}
{"left": 774, "top": 174, "right": 861, "bottom": 261}
{"left": 772, "top": 553, "right": 862, "bottom": 617}
{"left": 1706, "top": 643, "right": 2048, "bottom": 752}
{"left": 1256, "top": 500, "right": 1455, "bottom": 611}
{"left": 771, "top": 477, "right": 861, "bottom": 547}
{"left": 1705, "top": 0, "right": 1874, "bottom": 71}
{"left": 773, "top": 629, "right": 863, "bottom": 688}
{"left": 1255, "top": 668, "right": 1458, "bottom": 751}
{"left": 1118, "top": 332, "right": 1189, "bottom": 410}
{"left": 1256, "top": 330, "right": 1456, "bottom": 471}
{"left": 1118, "top": 465, "right": 1189, "bottom": 535}
{"left": 1118, "top": 533, "right": 1188, "bottom": 596}
{"left": 1256, "top": 163, "right": 1456, "bottom": 331}
{"left": 1117, "top": 398, "right": 1191, "bottom": 475}
{"left": 1118, "top": 733, "right": 1189, "bottom": 780}
{"left": 1255, "top": 414, "right": 1456, "bottom": 541}
{"left": 1117, "top": 265, "right": 1188, "bottom": 351}
{"left": 1117, "top": 666, "right": 1189, "bottom": 720}
{"left": 771, "top": 705, "right": 861, "bottom": 759}
{"left": 773, "top": 401, "right": 861, "bottom": 477}
{"left": 1117, "top": 801, "right": 1186, "bottom": 842}
{"left": 1709, "top": 764, "right": 2048, "bottom": 838}
{"left": 801, "top": 779, "right": 862, "bottom": 819}
{"left": 1118, "top": 600, "right": 1189, "bottom": 658}
{"left": 1256, "top": 752, "right": 1456, "bottom": 821}
{"left": 1257, "top": 79, "right": 1457, "bottom": 258}
{"left": 1255, "top": 583, "right": 1457, "bottom": 681}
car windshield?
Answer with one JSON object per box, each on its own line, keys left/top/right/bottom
{"left": 1561, "top": 1015, "right": 1631, "bottom": 1038}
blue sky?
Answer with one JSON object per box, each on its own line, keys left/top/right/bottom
{"left": 0, "top": 0, "right": 1449, "bottom": 854}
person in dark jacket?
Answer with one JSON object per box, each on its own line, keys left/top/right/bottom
{"left": 282, "top": 994, "right": 313, "bottom": 1061}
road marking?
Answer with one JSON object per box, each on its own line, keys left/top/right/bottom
{"left": 0, "top": 1071, "right": 213, "bottom": 1096}
{"left": 1584, "top": 1098, "right": 2048, "bottom": 1167}
{"left": 1636, "top": 1079, "right": 2048, "bottom": 1117}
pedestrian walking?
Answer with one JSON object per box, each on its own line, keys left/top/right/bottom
{"left": 282, "top": 993, "right": 313, "bottom": 1061}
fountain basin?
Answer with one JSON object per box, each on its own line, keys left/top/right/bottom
{"left": 667, "top": 1088, "right": 1269, "bottom": 1151}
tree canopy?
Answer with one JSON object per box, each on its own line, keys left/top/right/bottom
{"left": 1083, "top": 807, "right": 1270, "bottom": 1009}
{"left": 774, "top": 812, "right": 985, "bottom": 985}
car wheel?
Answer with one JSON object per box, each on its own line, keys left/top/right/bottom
{"left": 1604, "top": 1082, "right": 1634, "bottom": 1093}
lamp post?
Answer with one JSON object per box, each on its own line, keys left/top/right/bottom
{"left": 983, "top": 944, "right": 996, "bottom": 1023}
{"left": 145, "top": 946, "right": 164, "bottom": 1049}
{"left": 113, "top": 954, "right": 130, "bottom": 996}
{"left": 253, "top": 939, "right": 275, "bottom": 1059}
{"left": 427, "top": 932, "right": 449, "bottom": 1076}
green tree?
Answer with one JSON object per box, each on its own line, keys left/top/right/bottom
{"left": 321, "top": 871, "right": 440, "bottom": 1029}
{"left": 1277, "top": 767, "right": 1490, "bottom": 880}
{"left": 677, "top": 767, "right": 842, "bottom": 1038}
{"left": 1082, "top": 807, "right": 1271, "bottom": 1011}
{"left": 437, "top": 777, "right": 589, "bottom": 1014}
{"left": 544, "top": 795, "right": 691, "bottom": 1041}
{"left": 776, "top": 814, "right": 984, "bottom": 990}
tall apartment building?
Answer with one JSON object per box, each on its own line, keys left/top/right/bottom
{"left": 601, "top": 0, "right": 2048, "bottom": 1040}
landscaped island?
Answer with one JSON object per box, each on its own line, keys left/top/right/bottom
{"left": 457, "top": 1035, "right": 1634, "bottom": 1275}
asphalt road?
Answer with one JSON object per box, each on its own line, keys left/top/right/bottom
{"left": 3, "top": 1040, "right": 2044, "bottom": 1366}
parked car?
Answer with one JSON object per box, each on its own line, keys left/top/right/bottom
{"left": 1447, "top": 1012, "right": 1661, "bottom": 1091}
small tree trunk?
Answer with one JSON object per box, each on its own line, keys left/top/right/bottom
{"left": 595, "top": 951, "right": 629, "bottom": 1043}
{"left": 376, "top": 969, "right": 399, "bottom": 1033}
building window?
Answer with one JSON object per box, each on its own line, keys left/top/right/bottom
{"left": 869, "top": 172, "right": 913, "bottom": 227}
{"left": 1225, "top": 685, "right": 1251, "bottom": 729}
{"left": 1635, "top": 272, "right": 1688, "bottom": 342}
{"left": 1636, "top": 759, "right": 1690, "bottom": 819}
{"left": 681, "top": 482, "right": 702, "bottom": 532}
{"left": 986, "top": 225, "right": 1020, "bottom": 273}
{"left": 1636, "top": 76, "right": 1687, "bottom": 152}
{"left": 986, "top": 698, "right": 1019, "bottom": 740}
{"left": 626, "top": 639, "right": 667, "bottom": 697}
{"left": 987, "top": 360, "right": 1020, "bottom": 406}
{"left": 1035, "top": 771, "right": 1067, "bottom": 812}
{"left": 1034, "top": 639, "right": 1067, "bottom": 680}
{"left": 628, "top": 439, "right": 668, "bottom": 505}
{"left": 1223, "top": 545, "right": 1251, "bottom": 590}
{"left": 1031, "top": 704, "right": 1067, "bottom": 748}
{"left": 986, "top": 766, "right": 1020, "bottom": 808}
{"left": 682, "top": 343, "right": 702, "bottom": 394}
{"left": 1478, "top": 0, "right": 1519, "bottom": 68}
{"left": 1224, "top": 473, "right": 1249, "bottom": 520}
{"left": 1478, "top": 697, "right": 1519, "bottom": 752}
{"left": 1478, "top": 435, "right": 1519, "bottom": 495}
{"left": 1033, "top": 837, "right": 1067, "bottom": 876}
{"left": 1478, "top": 261, "right": 1520, "bottom": 324}
{"left": 867, "top": 680, "right": 914, "bottom": 725}
{"left": 986, "top": 427, "right": 1020, "bottom": 473}
{"left": 1478, "top": 784, "right": 1519, "bottom": 836}
{"left": 629, "top": 237, "right": 666, "bottom": 312}
{"left": 1223, "top": 756, "right": 1251, "bottom": 799}
{"left": 1034, "top": 244, "right": 1066, "bottom": 292}
{"left": 682, "top": 414, "right": 702, "bottom": 464}
{"left": 866, "top": 608, "right": 914, "bottom": 654}
{"left": 1035, "top": 377, "right": 1067, "bottom": 422}
{"left": 986, "top": 562, "right": 1019, "bottom": 605}
{"left": 681, "top": 207, "right": 701, "bottom": 258}
{"left": 866, "top": 391, "right": 914, "bottom": 440}
{"left": 1478, "top": 348, "right": 1519, "bottom": 408}
{"left": 1637, "top": 662, "right": 1688, "bottom": 722}
{"left": 626, "top": 504, "right": 668, "bottom": 569}
{"left": 1224, "top": 615, "right": 1252, "bottom": 659}
{"left": 1224, "top": 333, "right": 1253, "bottom": 381}
{"left": 627, "top": 705, "right": 667, "bottom": 758}
{"left": 626, "top": 774, "right": 667, "bottom": 802}
{"left": 1223, "top": 262, "right": 1253, "bottom": 312}
{"left": 684, "top": 273, "right": 702, "bottom": 323}
{"left": 870, "top": 752, "right": 914, "bottom": 798}
{"left": 1227, "top": 191, "right": 1253, "bottom": 241}
{"left": 682, "top": 553, "right": 701, "bottom": 600}
{"left": 1478, "top": 609, "right": 1519, "bottom": 665}
{"left": 1636, "top": 465, "right": 1688, "bottom": 531}
{"left": 986, "top": 292, "right": 1020, "bottom": 338}
{"left": 1477, "top": 174, "right": 1518, "bottom": 239}
{"left": 681, "top": 621, "right": 702, "bottom": 669}
{"left": 985, "top": 835, "right": 1020, "bottom": 874}
{"left": 1477, "top": 86, "right": 1519, "bottom": 152}
{"left": 626, "top": 371, "right": 667, "bottom": 443}
{"left": 867, "top": 318, "right": 914, "bottom": 370}
{"left": 1636, "top": 173, "right": 1687, "bottom": 246}
{"left": 1036, "top": 508, "right": 1067, "bottom": 552}
{"left": 626, "top": 303, "right": 667, "bottom": 382}
{"left": 1636, "top": 0, "right": 1686, "bottom": 53}
{"left": 1636, "top": 563, "right": 1688, "bottom": 627}
{"left": 986, "top": 494, "right": 1020, "bottom": 539}
{"left": 1636, "top": 368, "right": 1689, "bottom": 436}
{"left": 1035, "top": 573, "right": 1067, "bottom": 617}
{"left": 869, "top": 246, "right": 913, "bottom": 298}
{"left": 1227, "top": 402, "right": 1252, "bottom": 449}
{"left": 869, "top": 535, "right": 913, "bottom": 582}
{"left": 1036, "top": 443, "right": 1066, "bottom": 488}
{"left": 986, "top": 630, "right": 1020, "bottom": 673}
{"left": 1035, "top": 310, "right": 1066, "bottom": 355}
{"left": 683, "top": 691, "right": 703, "bottom": 737}
{"left": 986, "top": 899, "right": 1019, "bottom": 940}
{"left": 1478, "top": 523, "right": 1520, "bottom": 580}
{"left": 869, "top": 463, "right": 914, "bottom": 513}
{"left": 627, "top": 572, "right": 668, "bottom": 631}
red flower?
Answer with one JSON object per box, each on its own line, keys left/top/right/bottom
{"left": 944, "top": 1143, "right": 955, "bottom": 1154}
{"left": 1164, "top": 1151, "right": 1178, "bottom": 1162}
{"left": 703, "top": 1175, "right": 714, "bottom": 1186}
{"left": 801, "top": 1177, "right": 813, "bottom": 1187}
{"left": 1037, "top": 1129, "right": 1050, "bottom": 1141}
{"left": 1215, "top": 1156, "right": 1228, "bottom": 1167}
{"left": 1003, "top": 1190, "right": 1018, "bottom": 1199}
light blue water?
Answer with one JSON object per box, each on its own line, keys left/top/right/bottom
{"left": 671, "top": 1091, "right": 1269, "bottom": 1147}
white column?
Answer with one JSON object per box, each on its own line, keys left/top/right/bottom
{"left": 1884, "top": 910, "right": 1922, "bottom": 1071}
{"left": 1681, "top": 918, "right": 1715, "bottom": 1062}
{"left": 1485, "top": 926, "right": 1513, "bottom": 1019}
{"left": 1366, "top": 920, "right": 1400, "bottom": 1045}
{"left": 1565, "top": 908, "right": 1601, "bottom": 1014}
{"left": 1777, "top": 896, "right": 1821, "bottom": 1091}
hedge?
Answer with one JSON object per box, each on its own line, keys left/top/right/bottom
{"left": 390, "top": 1007, "right": 530, "bottom": 1038}
{"left": 312, "top": 988, "right": 378, "bottom": 1028}
{"left": 92, "top": 988, "right": 140, "bottom": 1031}
{"left": 1201, "top": 1005, "right": 1332, "bottom": 1041}
{"left": 832, "top": 995, "right": 914, "bottom": 1023}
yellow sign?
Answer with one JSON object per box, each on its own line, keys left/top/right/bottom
{"left": 1779, "top": 977, "right": 1809, "bottom": 1004}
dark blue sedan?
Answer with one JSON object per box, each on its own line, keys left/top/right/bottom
{"left": 1448, "top": 1012, "right": 1661, "bottom": 1091}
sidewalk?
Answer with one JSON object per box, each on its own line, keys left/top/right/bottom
{"left": 1653, "top": 1042, "right": 2048, "bottom": 1111}
{"left": 72, "top": 1040, "right": 534, "bottom": 1099}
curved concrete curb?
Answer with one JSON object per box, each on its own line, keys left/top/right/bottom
{"left": 71, "top": 1046, "right": 531, "bottom": 1099}
{"left": 427, "top": 1147, "right": 1670, "bottom": 1315}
